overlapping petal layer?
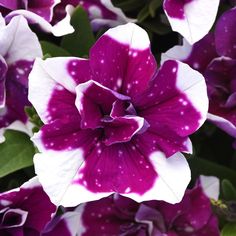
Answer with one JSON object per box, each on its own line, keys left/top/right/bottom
{"left": 29, "top": 23, "right": 208, "bottom": 206}
{"left": 162, "top": 7, "right": 236, "bottom": 138}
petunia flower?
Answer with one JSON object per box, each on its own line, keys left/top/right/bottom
{"left": 163, "top": 0, "right": 220, "bottom": 44}
{"left": 162, "top": 7, "right": 236, "bottom": 139}
{"left": 0, "top": 177, "right": 56, "bottom": 236}
{"left": 0, "top": 0, "right": 74, "bottom": 36}
{"left": 0, "top": 14, "right": 42, "bottom": 143}
{"left": 29, "top": 23, "right": 208, "bottom": 207}
{"left": 44, "top": 176, "right": 220, "bottom": 236}
{"left": 1, "top": 0, "right": 133, "bottom": 36}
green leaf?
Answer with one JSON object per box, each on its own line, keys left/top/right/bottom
{"left": 222, "top": 223, "right": 236, "bottom": 236}
{"left": 148, "top": 0, "right": 162, "bottom": 18}
{"left": 188, "top": 157, "right": 236, "bottom": 187}
{"left": 61, "top": 6, "right": 95, "bottom": 57}
{"left": 222, "top": 179, "right": 236, "bottom": 201}
{"left": 0, "top": 130, "right": 35, "bottom": 178}
{"left": 137, "top": 4, "right": 150, "bottom": 22}
{"left": 41, "top": 41, "right": 71, "bottom": 57}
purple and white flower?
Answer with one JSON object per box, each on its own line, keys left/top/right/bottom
{"left": 1, "top": 0, "right": 133, "bottom": 36}
{"left": 0, "top": 177, "right": 56, "bottom": 235}
{"left": 46, "top": 176, "right": 220, "bottom": 236}
{"left": 162, "top": 7, "right": 236, "bottom": 139}
{"left": 0, "top": 14, "right": 42, "bottom": 143}
{"left": 29, "top": 23, "right": 208, "bottom": 207}
{"left": 0, "top": 0, "right": 74, "bottom": 36}
{"left": 163, "top": 0, "right": 220, "bottom": 44}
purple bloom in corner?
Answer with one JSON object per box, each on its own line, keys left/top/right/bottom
{"left": 0, "top": 14, "right": 42, "bottom": 143}
{"left": 163, "top": 0, "right": 220, "bottom": 44}
{"left": 0, "top": 177, "right": 56, "bottom": 236}
{"left": 29, "top": 23, "right": 208, "bottom": 207}
{"left": 0, "top": 0, "right": 74, "bottom": 36}
{"left": 162, "top": 7, "right": 236, "bottom": 139}
{"left": 51, "top": 177, "right": 220, "bottom": 236}
{"left": 53, "top": 0, "right": 134, "bottom": 31}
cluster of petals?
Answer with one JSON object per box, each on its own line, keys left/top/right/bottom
{"left": 0, "top": 177, "right": 56, "bottom": 235}
{"left": 29, "top": 22, "right": 208, "bottom": 207}
{"left": 163, "top": 0, "right": 220, "bottom": 44}
{"left": 41, "top": 176, "right": 220, "bottom": 236}
{"left": 0, "top": 14, "right": 42, "bottom": 143}
{"left": 0, "top": 0, "right": 132, "bottom": 36}
{"left": 162, "top": 7, "right": 236, "bottom": 140}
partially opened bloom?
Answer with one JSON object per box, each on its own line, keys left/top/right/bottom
{"left": 163, "top": 0, "right": 220, "bottom": 44}
{"left": 0, "top": 177, "right": 56, "bottom": 235}
{"left": 0, "top": 14, "right": 42, "bottom": 143}
{"left": 162, "top": 7, "right": 236, "bottom": 138}
{"left": 1, "top": 0, "right": 74, "bottom": 36}
{"left": 29, "top": 23, "right": 208, "bottom": 207}
{"left": 47, "top": 176, "right": 220, "bottom": 236}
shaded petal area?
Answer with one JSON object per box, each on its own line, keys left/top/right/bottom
{"left": 42, "top": 212, "right": 81, "bottom": 236}
{"left": 89, "top": 23, "right": 156, "bottom": 97}
{"left": 134, "top": 60, "right": 208, "bottom": 156}
{"left": 162, "top": 34, "right": 217, "bottom": 72}
{"left": 0, "top": 55, "right": 7, "bottom": 107}
{"left": 163, "top": 0, "right": 220, "bottom": 44}
{"left": 215, "top": 7, "right": 236, "bottom": 58}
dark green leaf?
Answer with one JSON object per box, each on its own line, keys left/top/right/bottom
{"left": 188, "top": 157, "right": 236, "bottom": 187}
{"left": 137, "top": 4, "right": 150, "bottom": 22}
{"left": 61, "top": 6, "right": 95, "bottom": 57}
{"left": 222, "top": 223, "right": 236, "bottom": 236}
{"left": 41, "top": 41, "right": 71, "bottom": 57}
{"left": 222, "top": 179, "right": 236, "bottom": 201}
{"left": 148, "top": 0, "right": 162, "bottom": 18}
{"left": 0, "top": 130, "right": 35, "bottom": 178}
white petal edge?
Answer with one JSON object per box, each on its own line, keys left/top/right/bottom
{"left": 175, "top": 60, "right": 209, "bottom": 127}
{"left": 121, "top": 151, "right": 191, "bottom": 204}
{"left": 164, "top": 0, "right": 220, "bottom": 44}
{"left": 104, "top": 23, "right": 150, "bottom": 50}
{"left": 5, "top": 5, "right": 74, "bottom": 37}
{"left": 37, "top": 151, "right": 190, "bottom": 207}
{"left": 28, "top": 57, "right": 80, "bottom": 123}
{"left": 199, "top": 175, "right": 220, "bottom": 201}
{"left": 0, "top": 15, "right": 42, "bottom": 64}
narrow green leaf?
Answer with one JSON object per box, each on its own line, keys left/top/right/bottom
{"left": 222, "top": 179, "right": 236, "bottom": 201}
{"left": 148, "top": 0, "right": 162, "bottom": 18}
{"left": 0, "top": 130, "right": 35, "bottom": 178}
{"left": 41, "top": 41, "right": 71, "bottom": 57}
{"left": 222, "top": 223, "right": 236, "bottom": 236}
{"left": 137, "top": 4, "right": 150, "bottom": 22}
{"left": 61, "top": 6, "right": 95, "bottom": 57}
